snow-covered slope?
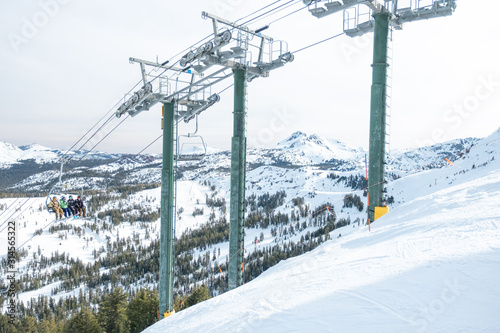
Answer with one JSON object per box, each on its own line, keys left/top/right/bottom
{"left": 144, "top": 130, "right": 500, "bottom": 333}
{"left": 388, "top": 137, "right": 479, "bottom": 173}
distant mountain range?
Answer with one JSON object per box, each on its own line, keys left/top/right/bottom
{"left": 0, "top": 131, "right": 481, "bottom": 193}
{"left": 0, "top": 141, "right": 122, "bottom": 168}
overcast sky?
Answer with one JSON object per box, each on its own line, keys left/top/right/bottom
{"left": 1, "top": 0, "right": 499, "bottom": 154}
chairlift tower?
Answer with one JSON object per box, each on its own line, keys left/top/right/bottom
{"left": 115, "top": 11, "right": 293, "bottom": 316}
{"left": 304, "top": 0, "right": 456, "bottom": 222}
{"left": 200, "top": 11, "right": 295, "bottom": 291}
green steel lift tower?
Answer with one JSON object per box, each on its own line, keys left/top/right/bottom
{"left": 304, "top": 0, "right": 456, "bottom": 222}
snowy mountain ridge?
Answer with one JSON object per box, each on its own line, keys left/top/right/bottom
{"left": 0, "top": 141, "right": 59, "bottom": 167}
{"left": 0, "top": 132, "right": 480, "bottom": 193}
{"left": 275, "top": 131, "right": 365, "bottom": 164}
{"left": 0, "top": 141, "right": 121, "bottom": 169}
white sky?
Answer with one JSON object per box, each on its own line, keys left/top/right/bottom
{"left": 1, "top": 0, "right": 499, "bottom": 154}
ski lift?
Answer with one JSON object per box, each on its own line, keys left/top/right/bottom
{"left": 45, "top": 162, "right": 84, "bottom": 212}
{"left": 177, "top": 115, "right": 207, "bottom": 161}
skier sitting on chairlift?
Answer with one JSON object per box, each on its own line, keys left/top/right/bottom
{"left": 60, "top": 196, "right": 71, "bottom": 218}
{"left": 75, "top": 196, "right": 87, "bottom": 218}
{"left": 47, "top": 197, "right": 64, "bottom": 220}
{"left": 68, "top": 196, "right": 78, "bottom": 217}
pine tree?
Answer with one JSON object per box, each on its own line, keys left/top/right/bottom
{"left": 126, "top": 288, "right": 158, "bottom": 333}
{"left": 0, "top": 313, "right": 17, "bottom": 333}
{"left": 19, "top": 315, "right": 37, "bottom": 333}
{"left": 98, "top": 287, "right": 129, "bottom": 333}
{"left": 64, "top": 308, "right": 102, "bottom": 333}
{"left": 185, "top": 285, "right": 211, "bottom": 308}
{"left": 38, "top": 315, "right": 62, "bottom": 333}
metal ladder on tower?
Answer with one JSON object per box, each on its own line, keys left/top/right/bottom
{"left": 385, "top": 23, "right": 394, "bottom": 163}
{"left": 172, "top": 102, "right": 179, "bottom": 237}
{"left": 171, "top": 102, "right": 179, "bottom": 286}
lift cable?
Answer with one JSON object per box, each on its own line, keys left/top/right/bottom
{"left": 74, "top": 115, "right": 131, "bottom": 164}
{"left": 60, "top": 112, "right": 116, "bottom": 162}
{"left": 292, "top": 32, "right": 345, "bottom": 54}
{"left": 234, "top": 0, "right": 285, "bottom": 25}
{"left": 248, "top": 0, "right": 303, "bottom": 28}
{"left": 0, "top": 198, "right": 32, "bottom": 232}
{"left": 134, "top": 135, "right": 163, "bottom": 158}
{"left": 0, "top": 198, "right": 20, "bottom": 220}
{"left": 240, "top": 0, "right": 298, "bottom": 27}
{"left": 62, "top": 114, "right": 117, "bottom": 164}
{"left": 60, "top": 75, "right": 156, "bottom": 163}
{"left": 267, "top": 2, "right": 309, "bottom": 25}
{"left": 0, "top": 199, "right": 37, "bottom": 233}
{"left": 217, "top": 83, "right": 235, "bottom": 95}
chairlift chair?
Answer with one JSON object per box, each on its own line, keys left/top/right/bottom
{"left": 176, "top": 115, "right": 207, "bottom": 161}
{"left": 177, "top": 134, "right": 207, "bottom": 161}
{"left": 45, "top": 162, "right": 84, "bottom": 212}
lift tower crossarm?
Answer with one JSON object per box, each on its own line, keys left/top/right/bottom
{"left": 162, "top": 67, "right": 230, "bottom": 102}
{"left": 201, "top": 55, "right": 265, "bottom": 77}
{"left": 395, "top": 1, "right": 456, "bottom": 25}
{"left": 129, "top": 57, "right": 198, "bottom": 75}
{"left": 307, "top": 0, "right": 395, "bottom": 18}
{"left": 201, "top": 56, "right": 294, "bottom": 79}
{"left": 202, "top": 11, "right": 274, "bottom": 42}
{"left": 347, "top": 0, "right": 387, "bottom": 14}
{"left": 176, "top": 73, "right": 232, "bottom": 104}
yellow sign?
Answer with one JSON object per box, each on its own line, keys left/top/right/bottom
{"left": 164, "top": 309, "right": 175, "bottom": 318}
{"left": 374, "top": 206, "right": 389, "bottom": 220}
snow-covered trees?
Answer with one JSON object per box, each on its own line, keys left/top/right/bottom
{"left": 343, "top": 194, "right": 364, "bottom": 212}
